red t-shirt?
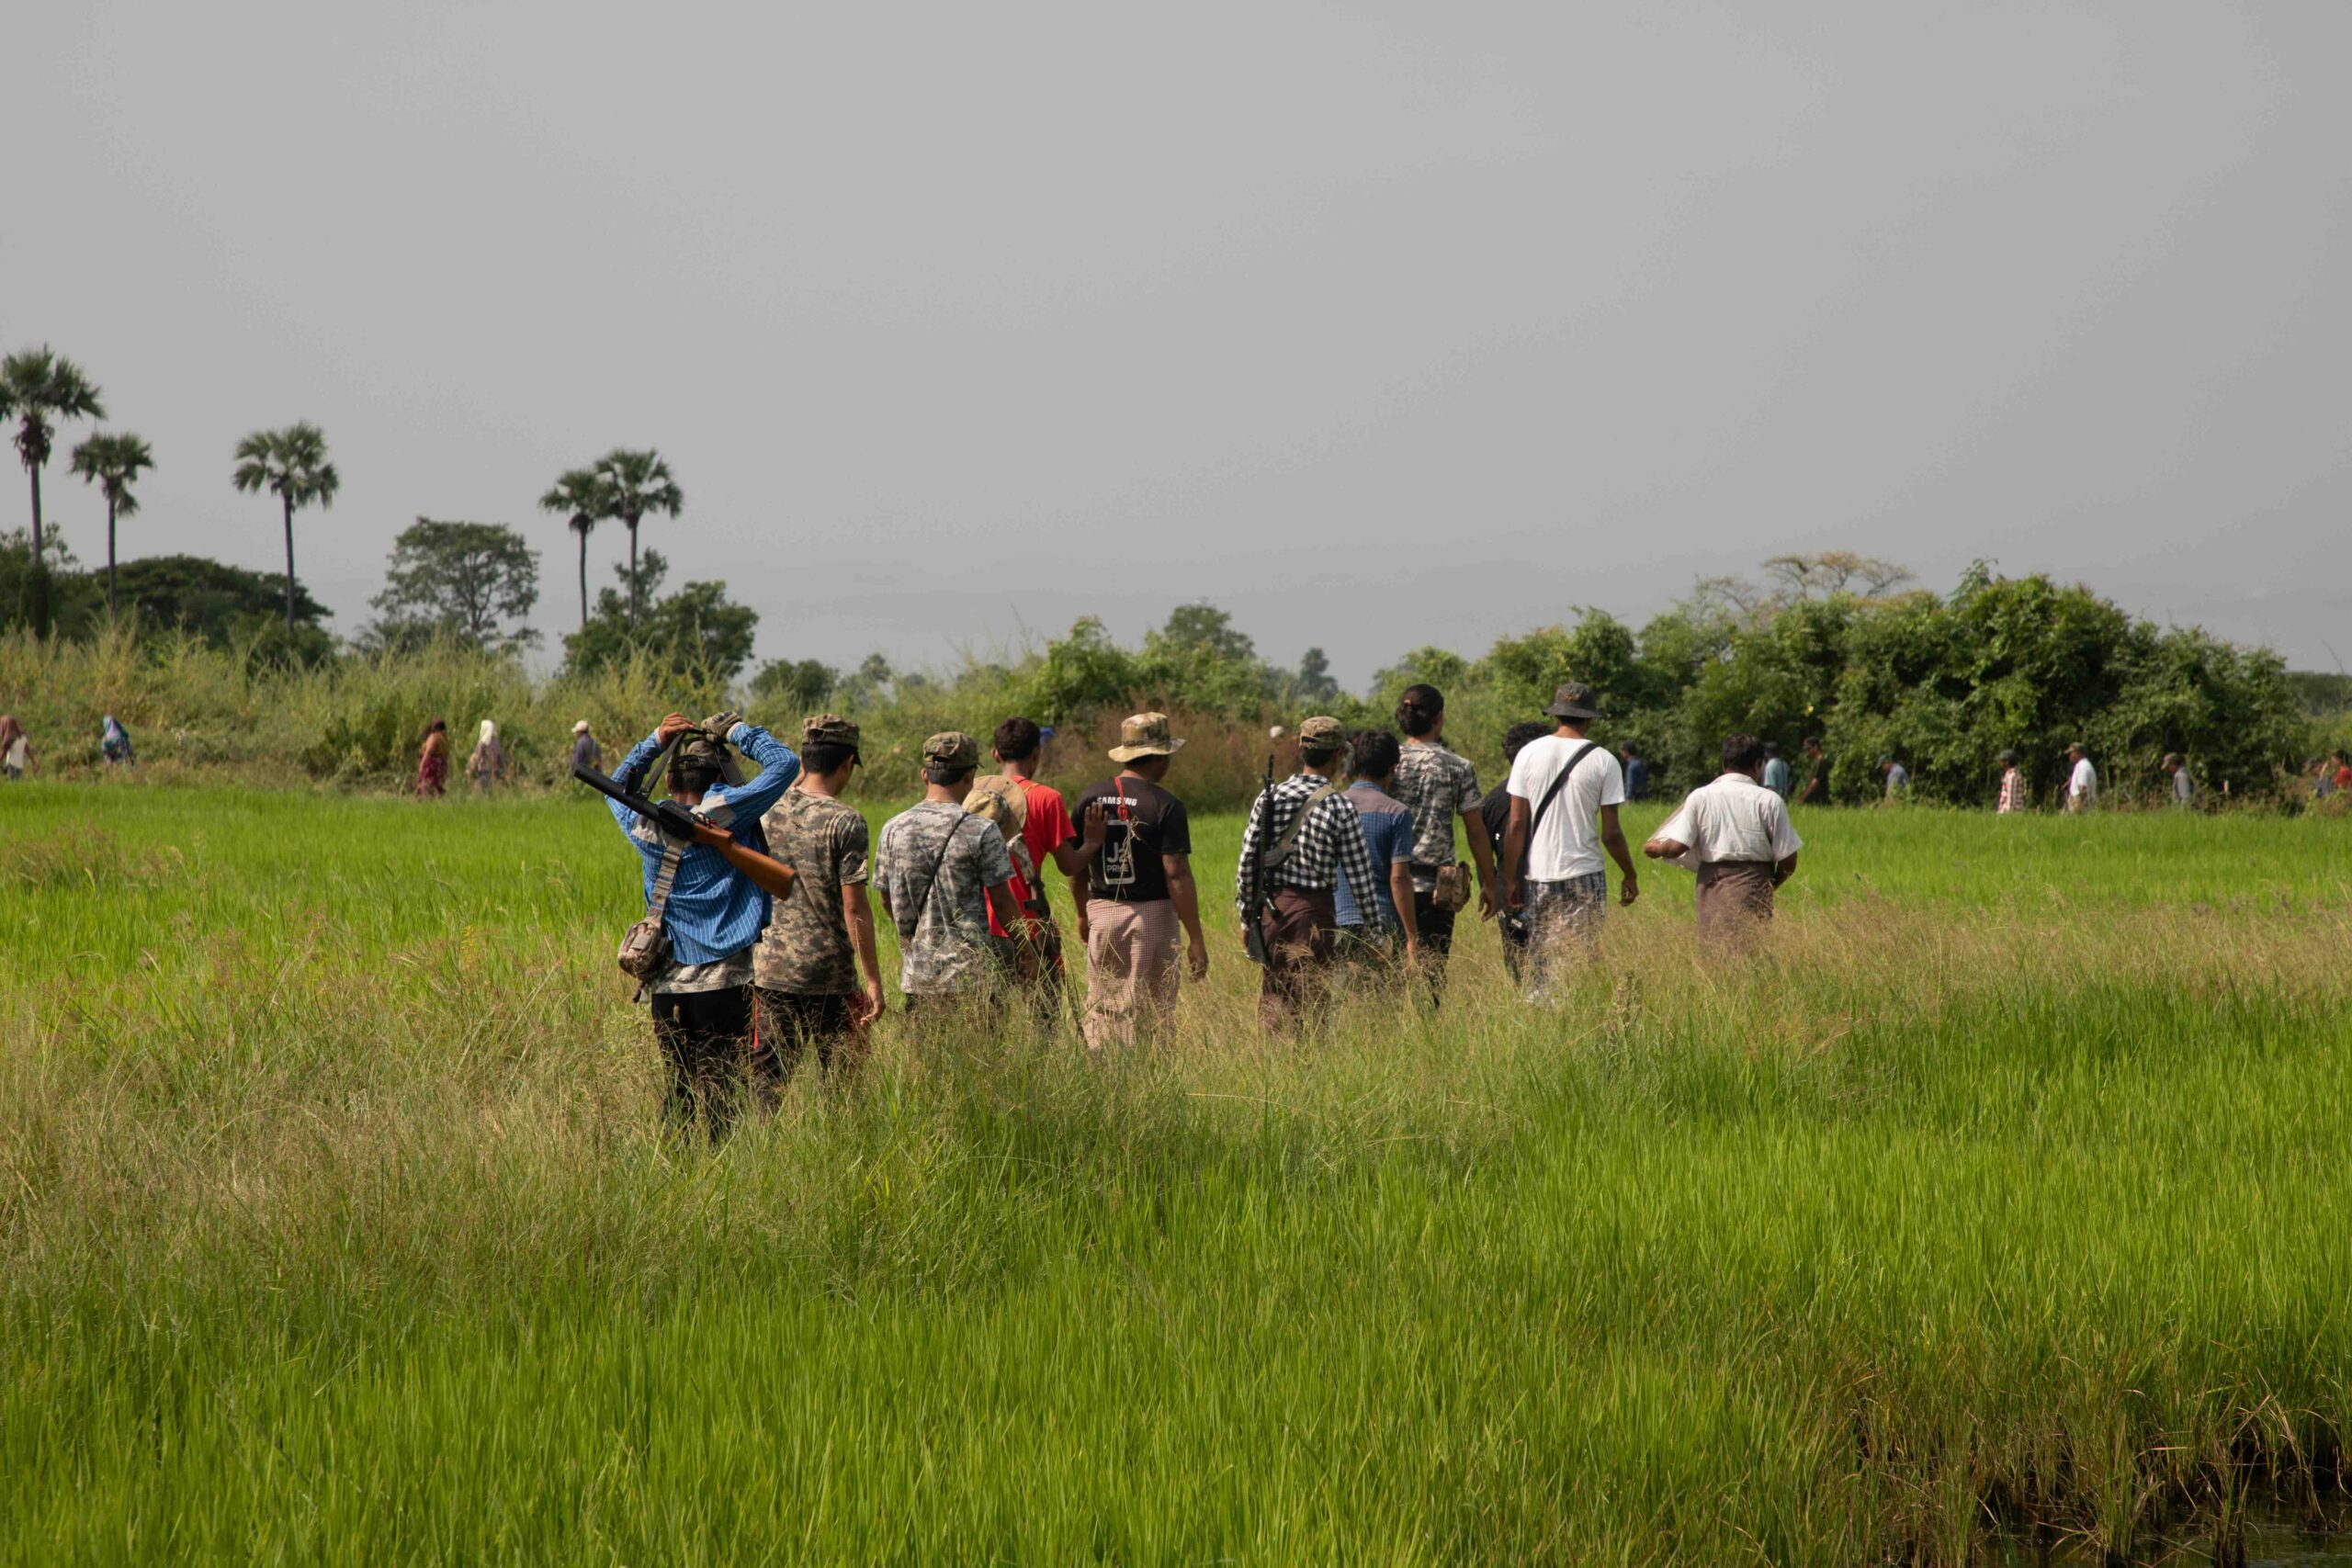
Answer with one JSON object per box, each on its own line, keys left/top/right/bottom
{"left": 987, "top": 776, "right": 1076, "bottom": 936}
{"left": 2336, "top": 766, "right": 2352, "bottom": 792}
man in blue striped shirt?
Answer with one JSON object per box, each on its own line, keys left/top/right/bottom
{"left": 609, "top": 711, "right": 800, "bottom": 1134}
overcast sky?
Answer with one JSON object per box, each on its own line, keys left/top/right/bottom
{"left": 12, "top": 3, "right": 2349, "bottom": 684}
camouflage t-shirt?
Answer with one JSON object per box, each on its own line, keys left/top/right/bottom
{"left": 1391, "top": 741, "right": 1482, "bottom": 891}
{"left": 752, "top": 786, "right": 870, "bottom": 995}
{"left": 874, "top": 800, "right": 1014, "bottom": 996}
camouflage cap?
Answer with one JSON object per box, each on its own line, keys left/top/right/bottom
{"left": 802, "top": 713, "right": 861, "bottom": 756}
{"left": 1296, "top": 716, "right": 1349, "bottom": 752}
{"left": 922, "top": 730, "right": 980, "bottom": 772}
{"left": 673, "top": 728, "right": 729, "bottom": 772}
{"left": 1108, "top": 712, "right": 1185, "bottom": 763}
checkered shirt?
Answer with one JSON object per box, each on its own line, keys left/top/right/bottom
{"left": 1236, "top": 772, "right": 1384, "bottom": 927}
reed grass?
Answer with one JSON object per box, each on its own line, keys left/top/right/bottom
{"left": 3, "top": 783, "right": 2348, "bottom": 1562}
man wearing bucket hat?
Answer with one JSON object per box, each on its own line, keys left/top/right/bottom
{"left": 874, "top": 731, "right": 1023, "bottom": 1012}
{"left": 1500, "top": 683, "right": 1639, "bottom": 998}
{"left": 1235, "top": 715, "right": 1386, "bottom": 1031}
{"left": 751, "top": 715, "right": 886, "bottom": 1092}
{"left": 1066, "top": 713, "right": 1209, "bottom": 1049}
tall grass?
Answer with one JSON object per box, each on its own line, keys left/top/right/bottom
{"left": 3, "top": 786, "right": 2349, "bottom": 1562}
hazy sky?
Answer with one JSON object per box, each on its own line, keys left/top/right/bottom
{"left": 12, "top": 3, "right": 2349, "bottom": 684}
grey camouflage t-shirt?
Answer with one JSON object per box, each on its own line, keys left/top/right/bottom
{"left": 874, "top": 800, "right": 1013, "bottom": 995}
{"left": 1392, "top": 742, "right": 1482, "bottom": 891}
{"left": 752, "top": 786, "right": 870, "bottom": 995}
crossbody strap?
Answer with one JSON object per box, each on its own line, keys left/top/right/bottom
{"left": 1259, "top": 778, "right": 1346, "bottom": 870}
{"left": 1522, "top": 742, "right": 1598, "bottom": 867}
{"left": 646, "top": 842, "right": 684, "bottom": 924}
{"left": 912, "top": 813, "right": 970, "bottom": 934}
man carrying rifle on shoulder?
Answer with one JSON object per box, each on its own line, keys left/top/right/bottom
{"left": 602, "top": 710, "right": 800, "bottom": 1138}
{"left": 1236, "top": 716, "right": 1385, "bottom": 1032}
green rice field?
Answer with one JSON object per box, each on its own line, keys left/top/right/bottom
{"left": 3, "top": 781, "right": 2349, "bottom": 1563}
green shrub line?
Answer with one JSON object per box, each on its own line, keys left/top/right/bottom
{"left": 6, "top": 558, "right": 2341, "bottom": 813}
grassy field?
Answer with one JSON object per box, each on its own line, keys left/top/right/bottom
{"left": 4, "top": 781, "right": 2350, "bottom": 1563}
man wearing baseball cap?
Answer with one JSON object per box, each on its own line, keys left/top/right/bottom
{"left": 1235, "top": 715, "right": 1386, "bottom": 1031}
{"left": 1500, "top": 683, "right": 1639, "bottom": 998}
{"left": 751, "top": 715, "right": 887, "bottom": 1092}
{"left": 874, "top": 731, "right": 1024, "bottom": 1014}
{"left": 1065, "top": 713, "right": 1209, "bottom": 1049}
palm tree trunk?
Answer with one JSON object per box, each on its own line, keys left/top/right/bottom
{"left": 27, "top": 463, "right": 48, "bottom": 637}
{"left": 578, "top": 526, "right": 590, "bottom": 629}
{"left": 106, "top": 493, "right": 118, "bottom": 617}
{"left": 627, "top": 517, "right": 640, "bottom": 629}
{"left": 282, "top": 491, "right": 297, "bottom": 635}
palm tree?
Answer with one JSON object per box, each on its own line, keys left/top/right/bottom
{"left": 68, "top": 431, "right": 155, "bottom": 616}
{"left": 538, "top": 465, "right": 613, "bottom": 629}
{"left": 0, "top": 346, "right": 106, "bottom": 634}
{"left": 593, "top": 447, "right": 682, "bottom": 627}
{"left": 232, "top": 422, "right": 340, "bottom": 634}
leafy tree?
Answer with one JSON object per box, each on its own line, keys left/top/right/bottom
{"left": 591, "top": 448, "right": 682, "bottom": 627}
{"left": 1138, "top": 601, "right": 1277, "bottom": 713}
{"left": 67, "top": 431, "right": 153, "bottom": 615}
{"left": 537, "top": 466, "right": 612, "bottom": 629}
{"left": 107, "top": 553, "right": 332, "bottom": 652}
{"left": 366, "top": 518, "right": 540, "bottom": 653}
{"left": 0, "top": 346, "right": 106, "bottom": 634}
{"left": 231, "top": 422, "right": 340, "bottom": 634}
{"left": 1761, "top": 551, "right": 1914, "bottom": 599}
{"left": 561, "top": 549, "right": 756, "bottom": 682}
{"left": 752, "top": 658, "right": 838, "bottom": 715}
{"left": 1291, "top": 646, "right": 1340, "bottom": 703}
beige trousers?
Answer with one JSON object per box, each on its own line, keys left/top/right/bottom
{"left": 1083, "top": 897, "right": 1182, "bottom": 1050}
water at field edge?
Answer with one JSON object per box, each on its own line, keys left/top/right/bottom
{"left": 1997, "top": 1510, "right": 2352, "bottom": 1565}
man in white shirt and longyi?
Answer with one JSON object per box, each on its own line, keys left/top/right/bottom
{"left": 1642, "top": 733, "right": 1803, "bottom": 946}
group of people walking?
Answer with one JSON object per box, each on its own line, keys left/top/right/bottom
{"left": 413, "top": 717, "right": 510, "bottom": 797}
{"left": 595, "top": 682, "right": 1805, "bottom": 1136}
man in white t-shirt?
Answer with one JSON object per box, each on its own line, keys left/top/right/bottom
{"left": 1499, "top": 683, "right": 1639, "bottom": 998}
{"left": 1643, "top": 733, "right": 1802, "bottom": 947}
{"left": 2065, "top": 744, "right": 2098, "bottom": 813}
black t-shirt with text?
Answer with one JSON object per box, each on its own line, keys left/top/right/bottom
{"left": 1069, "top": 776, "right": 1193, "bottom": 902}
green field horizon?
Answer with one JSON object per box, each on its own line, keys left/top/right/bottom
{"left": 4, "top": 782, "right": 2349, "bottom": 1563}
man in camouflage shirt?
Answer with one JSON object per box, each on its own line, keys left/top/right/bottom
{"left": 875, "top": 731, "right": 1023, "bottom": 1010}
{"left": 1389, "top": 682, "right": 1504, "bottom": 1002}
{"left": 752, "top": 715, "right": 886, "bottom": 1090}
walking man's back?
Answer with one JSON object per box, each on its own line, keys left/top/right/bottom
{"left": 1499, "top": 684, "right": 1639, "bottom": 1001}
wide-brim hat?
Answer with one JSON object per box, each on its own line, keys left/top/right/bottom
{"left": 963, "top": 774, "right": 1028, "bottom": 839}
{"left": 1109, "top": 711, "right": 1185, "bottom": 763}
{"left": 1544, "top": 682, "right": 1604, "bottom": 721}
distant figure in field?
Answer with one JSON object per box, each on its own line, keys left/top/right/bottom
{"left": 1480, "top": 721, "right": 1554, "bottom": 983}
{"left": 2065, "top": 744, "right": 2098, "bottom": 812}
{"left": 1, "top": 715, "right": 29, "bottom": 783}
{"left": 1996, "top": 750, "right": 2025, "bottom": 814}
{"left": 1621, "top": 742, "right": 1651, "bottom": 803}
{"left": 2309, "top": 758, "right": 2335, "bottom": 800}
{"left": 101, "top": 715, "right": 135, "bottom": 768}
{"left": 1760, "top": 741, "right": 1792, "bottom": 800}
{"left": 468, "top": 720, "right": 504, "bottom": 794}
{"left": 570, "top": 720, "right": 602, "bottom": 774}
{"left": 1500, "top": 683, "right": 1639, "bottom": 1000}
{"left": 2164, "top": 753, "right": 2195, "bottom": 807}
{"left": 1797, "top": 737, "right": 1830, "bottom": 806}
{"left": 1643, "top": 733, "right": 1803, "bottom": 948}
{"left": 415, "top": 717, "right": 451, "bottom": 798}
{"left": 2334, "top": 750, "right": 2352, "bottom": 795}
{"left": 1878, "top": 755, "right": 1910, "bottom": 800}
